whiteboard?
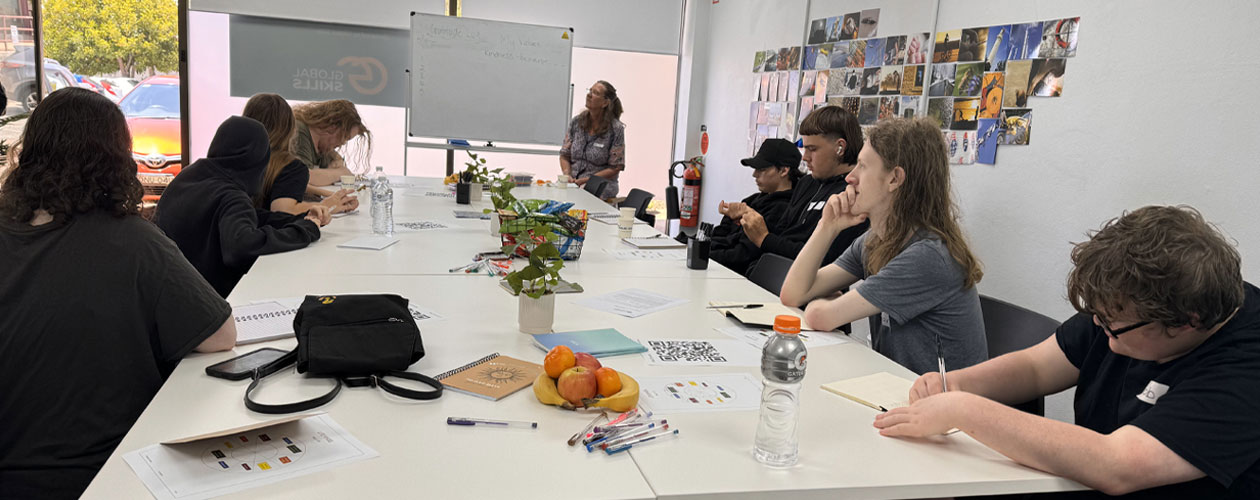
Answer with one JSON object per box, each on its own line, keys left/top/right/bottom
{"left": 409, "top": 13, "right": 573, "bottom": 146}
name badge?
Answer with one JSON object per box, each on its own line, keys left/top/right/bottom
{"left": 593, "top": 142, "right": 606, "bottom": 148}
{"left": 1136, "top": 380, "right": 1170, "bottom": 405}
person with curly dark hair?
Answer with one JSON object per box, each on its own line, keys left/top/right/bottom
{"left": 0, "top": 87, "right": 236, "bottom": 499}
{"left": 155, "top": 115, "right": 330, "bottom": 298}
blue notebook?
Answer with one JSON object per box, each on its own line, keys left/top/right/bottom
{"left": 530, "top": 328, "right": 647, "bottom": 358}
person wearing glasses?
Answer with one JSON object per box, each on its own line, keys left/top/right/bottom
{"left": 875, "top": 205, "right": 1260, "bottom": 497}
{"left": 560, "top": 80, "right": 626, "bottom": 198}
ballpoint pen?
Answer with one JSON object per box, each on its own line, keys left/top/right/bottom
{"left": 568, "top": 411, "right": 607, "bottom": 446}
{"left": 605, "top": 429, "right": 680, "bottom": 454}
{"left": 705, "top": 303, "right": 764, "bottom": 309}
{"left": 936, "top": 334, "right": 949, "bottom": 392}
{"left": 446, "top": 417, "right": 538, "bottom": 429}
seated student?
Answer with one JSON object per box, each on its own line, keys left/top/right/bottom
{"left": 155, "top": 116, "right": 330, "bottom": 298}
{"left": 875, "top": 206, "right": 1260, "bottom": 498}
{"left": 726, "top": 106, "right": 869, "bottom": 275}
{"left": 780, "top": 117, "right": 987, "bottom": 374}
{"left": 701, "top": 138, "right": 801, "bottom": 274}
{"left": 0, "top": 88, "right": 236, "bottom": 498}
{"left": 241, "top": 93, "right": 358, "bottom": 215}
{"left": 293, "top": 99, "right": 372, "bottom": 192}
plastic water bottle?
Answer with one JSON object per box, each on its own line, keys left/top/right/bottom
{"left": 370, "top": 166, "right": 393, "bottom": 236}
{"left": 754, "top": 315, "right": 807, "bottom": 466}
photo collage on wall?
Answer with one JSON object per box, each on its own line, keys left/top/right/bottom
{"left": 929, "top": 17, "right": 1079, "bottom": 165}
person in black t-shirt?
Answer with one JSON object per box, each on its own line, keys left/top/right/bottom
{"left": 704, "top": 138, "right": 800, "bottom": 275}
{"left": 874, "top": 206, "right": 1260, "bottom": 499}
{"left": 241, "top": 93, "right": 358, "bottom": 215}
{"left": 0, "top": 88, "right": 236, "bottom": 499}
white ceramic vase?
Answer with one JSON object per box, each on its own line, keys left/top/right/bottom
{"left": 489, "top": 213, "right": 501, "bottom": 236}
{"left": 518, "top": 293, "right": 555, "bottom": 334}
{"left": 469, "top": 183, "right": 483, "bottom": 201}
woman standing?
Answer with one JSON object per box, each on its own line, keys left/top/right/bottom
{"left": 560, "top": 80, "right": 626, "bottom": 198}
{"left": 242, "top": 93, "right": 358, "bottom": 215}
{"left": 292, "top": 99, "right": 373, "bottom": 190}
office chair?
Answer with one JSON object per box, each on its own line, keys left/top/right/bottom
{"left": 619, "top": 188, "right": 655, "bottom": 224}
{"left": 979, "top": 294, "right": 1062, "bottom": 416}
{"left": 584, "top": 176, "right": 610, "bottom": 199}
{"left": 747, "top": 253, "right": 794, "bottom": 296}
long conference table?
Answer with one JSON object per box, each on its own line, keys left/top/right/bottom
{"left": 83, "top": 177, "right": 1085, "bottom": 499}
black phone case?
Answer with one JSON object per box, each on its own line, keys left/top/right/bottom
{"left": 205, "top": 347, "right": 289, "bottom": 381}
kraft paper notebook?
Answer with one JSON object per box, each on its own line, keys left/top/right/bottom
{"left": 820, "top": 372, "right": 914, "bottom": 411}
{"left": 435, "top": 353, "right": 543, "bottom": 401}
{"left": 707, "top": 301, "right": 819, "bottom": 331}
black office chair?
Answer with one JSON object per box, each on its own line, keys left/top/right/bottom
{"left": 979, "top": 294, "right": 1061, "bottom": 416}
{"left": 619, "top": 188, "right": 655, "bottom": 224}
{"left": 747, "top": 254, "right": 794, "bottom": 296}
{"left": 583, "top": 176, "right": 610, "bottom": 199}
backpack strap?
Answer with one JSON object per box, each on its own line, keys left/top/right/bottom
{"left": 244, "top": 350, "right": 342, "bottom": 414}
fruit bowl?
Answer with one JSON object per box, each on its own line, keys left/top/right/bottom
{"left": 533, "top": 371, "right": 639, "bottom": 412}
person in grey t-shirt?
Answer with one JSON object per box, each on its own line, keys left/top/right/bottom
{"left": 781, "top": 117, "right": 987, "bottom": 374}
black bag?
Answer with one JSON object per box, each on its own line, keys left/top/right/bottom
{"left": 245, "top": 294, "right": 443, "bottom": 414}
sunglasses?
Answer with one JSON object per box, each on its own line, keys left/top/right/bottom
{"left": 1097, "top": 316, "right": 1152, "bottom": 338}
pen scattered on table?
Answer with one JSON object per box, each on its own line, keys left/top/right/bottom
{"left": 704, "top": 303, "right": 764, "bottom": 309}
{"left": 446, "top": 417, "right": 537, "bottom": 429}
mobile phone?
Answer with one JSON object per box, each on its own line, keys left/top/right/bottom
{"left": 205, "top": 348, "right": 289, "bottom": 380}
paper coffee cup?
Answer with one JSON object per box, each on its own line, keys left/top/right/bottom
{"left": 617, "top": 207, "right": 636, "bottom": 238}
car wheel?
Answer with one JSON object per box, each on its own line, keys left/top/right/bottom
{"left": 22, "top": 89, "right": 37, "bottom": 112}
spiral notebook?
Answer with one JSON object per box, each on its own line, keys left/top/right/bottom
{"left": 435, "top": 353, "right": 543, "bottom": 401}
{"left": 232, "top": 301, "right": 299, "bottom": 345}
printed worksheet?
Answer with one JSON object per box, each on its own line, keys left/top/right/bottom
{"left": 602, "top": 248, "right": 687, "bottom": 261}
{"left": 642, "top": 339, "right": 761, "bottom": 367}
{"left": 573, "top": 288, "right": 688, "bottom": 318}
{"left": 124, "top": 414, "right": 377, "bottom": 500}
{"left": 636, "top": 373, "right": 763, "bottom": 414}
{"left": 396, "top": 220, "right": 450, "bottom": 231}
{"left": 715, "top": 326, "right": 851, "bottom": 351}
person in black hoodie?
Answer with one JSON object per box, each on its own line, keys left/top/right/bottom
{"left": 155, "top": 116, "right": 329, "bottom": 297}
{"left": 705, "top": 138, "right": 801, "bottom": 274}
{"left": 727, "top": 106, "right": 869, "bottom": 274}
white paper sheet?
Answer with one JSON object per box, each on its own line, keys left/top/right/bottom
{"left": 573, "top": 288, "right": 688, "bottom": 318}
{"left": 337, "top": 236, "right": 398, "bottom": 250}
{"left": 395, "top": 220, "right": 449, "bottom": 231}
{"left": 636, "top": 373, "right": 763, "bottom": 414}
{"left": 123, "top": 414, "right": 378, "bottom": 500}
{"left": 621, "top": 237, "right": 685, "bottom": 249}
{"left": 641, "top": 338, "right": 762, "bottom": 367}
{"left": 602, "top": 248, "right": 687, "bottom": 261}
{"left": 715, "top": 326, "right": 851, "bottom": 351}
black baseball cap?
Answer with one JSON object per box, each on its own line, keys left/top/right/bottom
{"left": 741, "top": 139, "right": 802, "bottom": 169}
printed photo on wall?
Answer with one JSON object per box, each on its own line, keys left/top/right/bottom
{"left": 928, "top": 63, "right": 956, "bottom": 97}
{"left": 878, "top": 96, "right": 900, "bottom": 121}
{"left": 838, "top": 96, "right": 861, "bottom": 116}
{"left": 958, "top": 27, "right": 987, "bottom": 63}
{"left": 1028, "top": 58, "right": 1066, "bottom": 97}
{"left": 985, "top": 25, "right": 1012, "bottom": 72}
{"left": 763, "top": 50, "right": 777, "bottom": 72}
{"left": 934, "top": 29, "right": 961, "bottom": 63}
{"left": 816, "top": 43, "right": 832, "bottom": 70}
{"left": 946, "top": 130, "right": 977, "bottom": 165}
{"left": 858, "top": 97, "right": 880, "bottom": 125}
{"left": 800, "top": 96, "right": 815, "bottom": 116}
{"left": 808, "top": 18, "right": 828, "bottom": 45}
{"left": 979, "top": 72, "right": 1004, "bottom": 119}
{"left": 900, "top": 96, "right": 922, "bottom": 118}
{"left": 759, "top": 73, "right": 771, "bottom": 101}
{"left": 787, "top": 71, "right": 801, "bottom": 101}
{"left": 830, "top": 41, "right": 849, "bottom": 69}
{"left": 953, "top": 62, "right": 985, "bottom": 97}
{"left": 814, "top": 69, "right": 829, "bottom": 100}
{"left": 858, "top": 9, "right": 880, "bottom": 38}
{"left": 756, "top": 103, "right": 768, "bottom": 125}
{"left": 827, "top": 68, "right": 846, "bottom": 96}
{"left": 1039, "top": 18, "right": 1080, "bottom": 58}
{"left": 777, "top": 48, "right": 790, "bottom": 70}
{"left": 767, "top": 72, "right": 780, "bottom": 102}
{"left": 1021, "top": 22, "right": 1044, "bottom": 59}
{"left": 885, "top": 35, "right": 906, "bottom": 65}
{"left": 906, "top": 33, "right": 930, "bottom": 65}
{"left": 778, "top": 71, "right": 791, "bottom": 101}
{"left": 803, "top": 46, "right": 818, "bottom": 70}
{"left": 976, "top": 118, "right": 1000, "bottom": 164}
{"left": 840, "top": 12, "right": 859, "bottom": 41}
{"left": 860, "top": 67, "right": 881, "bottom": 96}
{"left": 879, "top": 66, "right": 903, "bottom": 95}
{"left": 840, "top": 68, "right": 862, "bottom": 95}
{"left": 767, "top": 102, "right": 784, "bottom": 125}
{"left": 951, "top": 97, "right": 980, "bottom": 130}
{"left": 1003, "top": 59, "right": 1032, "bottom": 107}
{"left": 927, "top": 97, "right": 954, "bottom": 129}
{"left": 754, "top": 51, "right": 766, "bottom": 73}
{"left": 865, "top": 38, "right": 884, "bottom": 68}
{"left": 847, "top": 40, "right": 866, "bottom": 68}
{"left": 752, "top": 76, "right": 762, "bottom": 101}
{"left": 826, "top": 16, "right": 843, "bottom": 43}
{"left": 1008, "top": 23, "right": 1032, "bottom": 61}
{"left": 788, "top": 47, "right": 802, "bottom": 70}
{"left": 800, "top": 71, "right": 817, "bottom": 97}
{"left": 901, "top": 65, "right": 925, "bottom": 95}
{"left": 998, "top": 108, "right": 1032, "bottom": 145}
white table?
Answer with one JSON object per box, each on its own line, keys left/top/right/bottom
{"left": 81, "top": 177, "right": 1085, "bottom": 499}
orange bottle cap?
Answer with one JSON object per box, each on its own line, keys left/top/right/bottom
{"left": 773, "top": 315, "right": 801, "bottom": 334}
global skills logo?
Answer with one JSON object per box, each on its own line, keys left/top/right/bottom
{"left": 338, "top": 56, "right": 388, "bottom": 95}
{"left": 291, "top": 57, "right": 388, "bottom": 96}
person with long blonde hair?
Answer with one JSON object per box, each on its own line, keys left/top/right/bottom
{"left": 242, "top": 94, "right": 357, "bottom": 215}
{"left": 292, "top": 99, "right": 372, "bottom": 188}
{"left": 780, "top": 117, "right": 987, "bottom": 374}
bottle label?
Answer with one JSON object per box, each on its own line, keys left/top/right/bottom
{"left": 795, "top": 353, "right": 807, "bottom": 371}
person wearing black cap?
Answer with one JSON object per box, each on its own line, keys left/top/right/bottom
{"left": 701, "top": 139, "right": 801, "bottom": 274}
{"left": 155, "top": 116, "right": 330, "bottom": 298}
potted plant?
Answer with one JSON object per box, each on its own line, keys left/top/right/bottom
{"left": 484, "top": 174, "right": 518, "bottom": 235}
{"left": 502, "top": 221, "right": 575, "bottom": 334}
{"left": 463, "top": 150, "right": 503, "bottom": 202}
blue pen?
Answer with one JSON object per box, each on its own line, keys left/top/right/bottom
{"left": 601, "top": 423, "right": 668, "bottom": 450}
{"left": 605, "top": 429, "right": 680, "bottom": 454}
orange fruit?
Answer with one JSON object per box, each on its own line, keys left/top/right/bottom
{"left": 544, "top": 345, "right": 576, "bottom": 378}
{"left": 595, "top": 367, "right": 621, "bottom": 396}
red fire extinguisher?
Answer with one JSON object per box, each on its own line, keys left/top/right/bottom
{"left": 680, "top": 162, "right": 702, "bottom": 227}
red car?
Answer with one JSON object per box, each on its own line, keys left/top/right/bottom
{"left": 119, "top": 75, "right": 181, "bottom": 201}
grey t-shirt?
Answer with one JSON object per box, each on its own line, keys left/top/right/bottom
{"left": 835, "top": 231, "right": 988, "bottom": 374}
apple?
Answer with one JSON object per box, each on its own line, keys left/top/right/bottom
{"left": 556, "top": 366, "right": 598, "bottom": 406}
{"left": 574, "top": 352, "right": 602, "bottom": 372}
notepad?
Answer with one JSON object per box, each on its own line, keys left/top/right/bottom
{"left": 435, "top": 353, "right": 543, "bottom": 401}
{"left": 820, "top": 372, "right": 914, "bottom": 411}
{"left": 531, "top": 328, "right": 648, "bottom": 358}
{"left": 708, "top": 301, "right": 818, "bottom": 330}
{"left": 337, "top": 236, "right": 398, "bottom": 250}
{"left": 621, "top": 237, "right": 685, "bottom": 249}
{"left": 232, "top": 301, "right": 299, "bottom": 345}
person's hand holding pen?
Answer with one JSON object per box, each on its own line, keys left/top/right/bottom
{"left": 906, "top": 371, "right": 952, "bottom": 404}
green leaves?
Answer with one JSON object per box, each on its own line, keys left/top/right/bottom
{"left": 501, "top": 222, "right": 576, "bottom": 297}
{"left": 44, "top": 0, "right": 177, "bottom": 77}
